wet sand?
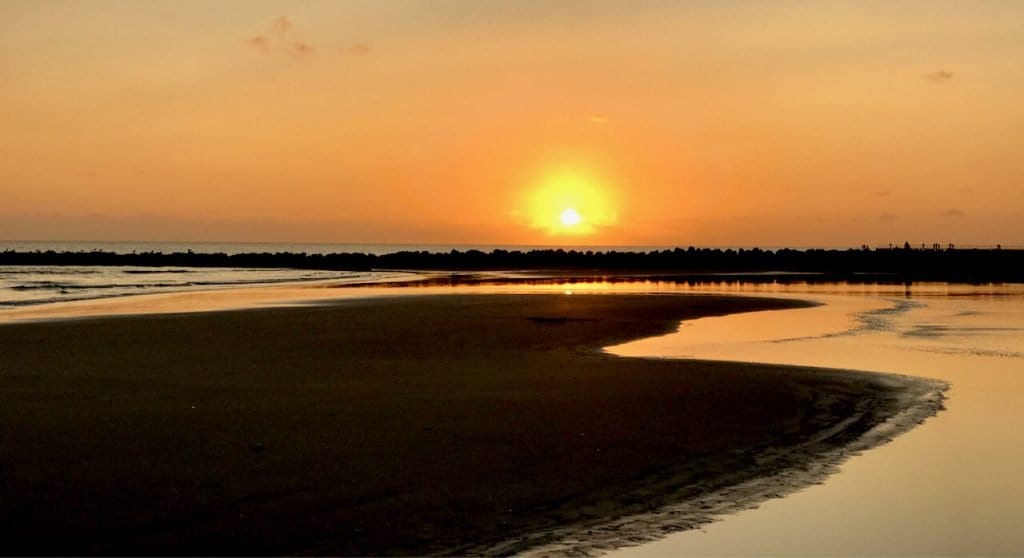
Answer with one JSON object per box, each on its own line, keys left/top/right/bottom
{"left": 0, "top": 294, "right": 942, "bottom": 555}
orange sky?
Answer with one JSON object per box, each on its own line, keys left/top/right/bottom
{"left": 2, "top": 1, "right": 1023, "bottom": 246}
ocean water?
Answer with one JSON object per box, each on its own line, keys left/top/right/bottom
{"left": 0, "top": 242, "right": 677, "bottom": 309}
{"left": 0, "top": 240, "right": 683, "bottom": 308}
{"left": 0, "top": 266, "right": 412, "bottom": 307}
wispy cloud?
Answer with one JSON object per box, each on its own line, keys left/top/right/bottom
{"left": 926, "top": 70, "right": 954, "bottom": 83}
{"left": 341, "top": 43, "right": 371, "bottom": 56}
{"left": 246, "top": 34, "right": 271, "bottom": 50}
{"left": 589, "top": 115, "right": 608, "bottom": 125}
{"left": 879, "top": 213, "right": 898, "bottom": 222}
{"left": 942, "top": 208, "right": 966, "bottom": 218}
{"left": 871, "top": 190, "right": 891, "bottom": 197}
{"left": 246, "top": 16, "right": 315, "bottom": 58}
{"left": 246, "top": 19, "right": 375, "bottom": 60}
{"left": 289, "top": 41, "right": 314, "bottom": 57}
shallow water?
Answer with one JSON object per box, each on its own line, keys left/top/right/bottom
{"left": 605, "top": 283, "right": 1024, "bottom": 556}
{"left": 0, "top": 266, "right": 419, "bottom": 308}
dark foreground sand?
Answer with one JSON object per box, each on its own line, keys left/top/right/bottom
{"left": 0, "top": 294, "right": 941, "bottom": 555}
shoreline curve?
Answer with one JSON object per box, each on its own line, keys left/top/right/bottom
{"left": 0, "top": 293, "right": 945, "bottom": 556}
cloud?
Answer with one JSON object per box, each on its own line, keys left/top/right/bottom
{"left": 871, "top": 190, "right": 891, "bottom": 197}
{"left": 246, "top": 16, "right": 314, "bottom": 57}
{"left": 589, "top": 115, "right": 608, "bottom": 125}
{"left": 941, "top": 208, "right": 966, "bottom": 218}
{"left": 342, "top": 43, "right": 371, "bottom": 56}
{"left": 926, "top": 70, "right": 954, "bottom": 83}
{"left": 289, "top": 41, "right": 314, "bottom": 57}
{"left": 879, "top": 213, "right": 898, "bottom": 222}
{"left": 270, "top": 15, "right": 292, "bottom": 35}
{"left": 246, "top": 34, "right": 271, "bottom": 50}
{"left": 246, "top": 19, "right": 374, "bottom": 60}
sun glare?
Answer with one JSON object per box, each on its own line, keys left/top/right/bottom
{"left": 560, "top": 208, "right": 582, "bottom": 227}
{"left": 524, "top": 169, "right": 617, "bottom": 236}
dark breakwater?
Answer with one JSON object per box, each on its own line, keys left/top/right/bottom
{"left": 2, "top": 246, "right": 1023, "bottom": 282}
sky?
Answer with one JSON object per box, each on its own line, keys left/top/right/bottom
{"left": 2, "top": 0, "right": 1023, "bottom": 247}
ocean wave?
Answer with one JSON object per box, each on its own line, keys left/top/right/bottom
{"left": 121, "top": 269, "right": 193, "bottom": 274}
{"left": 0, "top": 267, "right": 406, "bottom": 307}
{"left": 0, "top": 268, "right": 100, "bottom": 275}
{"left": 10, "top": 282, "right": 202, "bottom": 291}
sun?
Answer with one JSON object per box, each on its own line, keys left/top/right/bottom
{"left": 560, "top": 208, "right": 582, "bottom": 227}
{"left": 523, "top": 169, "right": 617, "bottom": 236}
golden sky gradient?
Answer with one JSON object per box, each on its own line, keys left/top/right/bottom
{"left": 2, "top": 1, "right": 1023, "bottom": 246}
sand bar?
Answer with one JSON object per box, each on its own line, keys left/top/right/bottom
{"left": 0, "top": 293, "right": 942, "bottom": 555}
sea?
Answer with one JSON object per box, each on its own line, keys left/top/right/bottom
{"left": 0, "top": 240, "right": 670, "bottom": 308}
{"left": 0, "top": 241, "right": 674, "bottom": 307}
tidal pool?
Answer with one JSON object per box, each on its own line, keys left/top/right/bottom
{"left": 605, "top": 283, "right": 1024, "bottom": 556}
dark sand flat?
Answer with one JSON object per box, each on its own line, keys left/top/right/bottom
{"left": 0, "top": 294, "right": 938, "bottom": 555}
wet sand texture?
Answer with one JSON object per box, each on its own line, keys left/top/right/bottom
{"left": 0, "top": 294, "right": 939, "bottom": 555}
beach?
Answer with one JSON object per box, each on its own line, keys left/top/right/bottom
{"left": 0, "top": 293, "right": 943, "bottom": 555}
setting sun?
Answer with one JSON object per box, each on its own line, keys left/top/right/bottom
{"left": 560, "top": 208, "right": 582, "bottom": 227}
{"left": 523, "top": 169, "right": 618, "bottom": 237}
